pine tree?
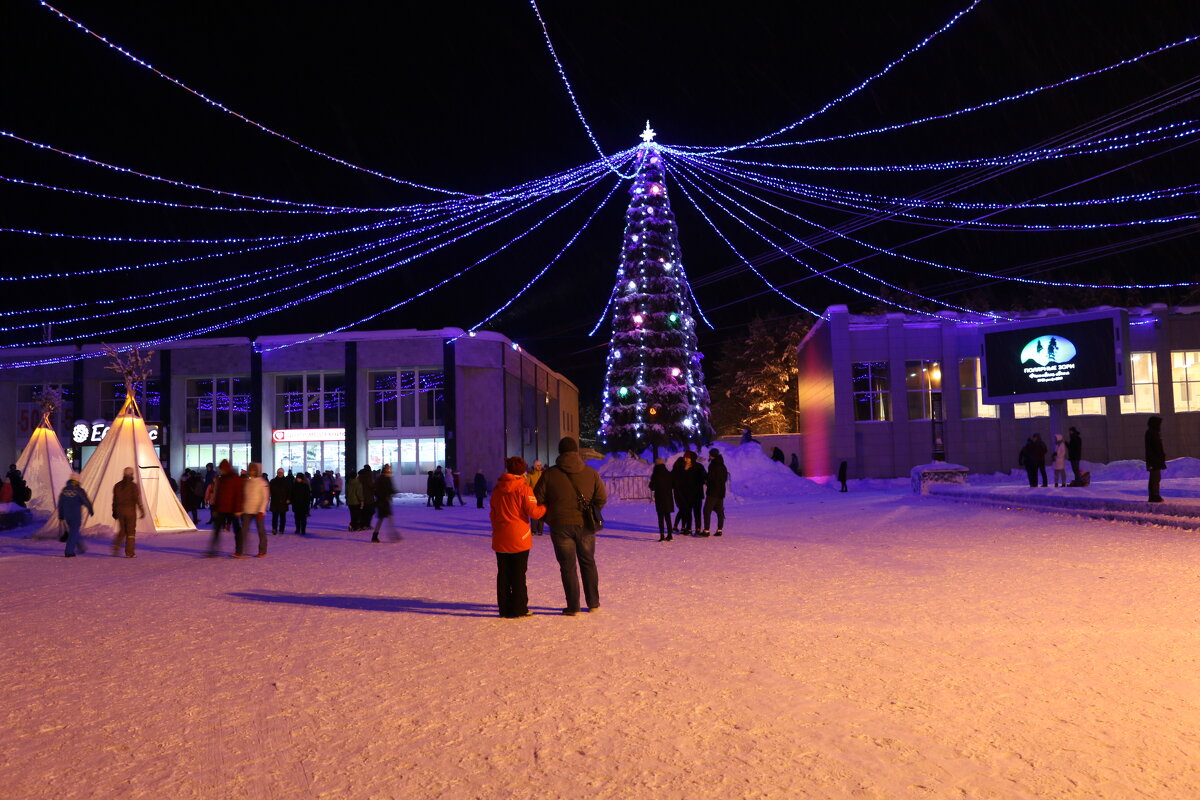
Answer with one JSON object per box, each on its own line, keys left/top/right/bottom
{"left": 599, "top": 123, "right": 712, "bottom": 452}
{"left": 709, "top": 316, "right": 808, "bottom": 436}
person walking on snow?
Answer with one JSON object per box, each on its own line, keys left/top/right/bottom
{"left": 346, "top": 472, "right": 364, "bottom": 531}
{"left": 489, "top": 456, "right": 546, "bottom": 618}
{"left": 702, "top": 448, "right": 729, "bottom": 536}
{"left": 242, "top": 463, "right": 270, "bottom": 557}
{"left": 1051, "top": 434, "right": 1068, "bottom": 488}
{"left": 373, "top": 464, "right": 399, "bottom": 541}
{"left": 534, "top": 437, "right": 606, "bottom": 616}
{"left": 648, "top": 459, "right": 674, "bottom": 541}
{"left": 111, "top": 467, "right": 145, "bottom": 558}
{"left": 208, "top": 459, "right": 244, "bottom": 556}
{"left": 357, "top": 465, "right": 375, "bottom": 529}
{"left": 59, "top": 473, "right": 93, "bottom": 558}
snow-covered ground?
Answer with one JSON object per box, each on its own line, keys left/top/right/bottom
{"left": 3, "top": 480, "right": 1200, "bottom": 799}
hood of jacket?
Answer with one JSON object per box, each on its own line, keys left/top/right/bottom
{"left": 554, "top": 451, "right": 586, "bottom": 474}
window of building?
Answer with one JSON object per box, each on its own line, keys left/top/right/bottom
{"left": 274, "top": 373, "right": 344, "bottom": 429}
{"left": 186, "top": 377, "right": 250, "bottom": 433}
{"left": 368, "top": 437, "right": 445, "bottom": 475}
{"left": 185, "top": 442, "right": 251, "bottom": 472}
{"left": 1171, "top": 350, "right": 1200, "bottom": 412}
{"left": 905, "top": 360, "right": 942, "bottom": 420}
{"left": 1012, "top": 402, "right": 1049, "bottom": 418}
{"left": 368, "top": 368, "right": 443, "bottom": 429}
{"left": 852, "top": 362, "right": 890, "bottom": 422}
{"left": 100, "top": 379, "right": 161, "bottom": 419}
{"left": 1066, "top": 397, "right": 1105, "bottom": 416}
{"left": 957, "top": 358, "right": 997, "bottom": 419}
{"left": 1119, "top": 352, "right": 1159, "bottom": 414}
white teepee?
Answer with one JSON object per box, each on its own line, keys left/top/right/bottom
{"left": 15, "top": 423, "right": 73, "bottom": 518}
{"left": 36, "top": 395, "right": 195, "bottom": 538}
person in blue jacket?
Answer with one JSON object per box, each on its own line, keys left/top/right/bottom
{"left": 58, "top": 473, "right": 94, "bottom": 558}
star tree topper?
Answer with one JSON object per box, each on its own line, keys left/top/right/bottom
{"left": 640, "top": 121, "right": 656, "bottom": 143}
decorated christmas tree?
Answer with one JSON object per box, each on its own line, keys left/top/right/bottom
{"left": 599, "top": 123, "right": 712, "bottom": 453}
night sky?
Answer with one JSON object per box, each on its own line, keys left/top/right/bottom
{"left": 3, "top": 1, "right": 1198, "bottom": 397}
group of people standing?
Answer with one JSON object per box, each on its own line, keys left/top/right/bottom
{"left": 1019, "top": 427, "right": 1084, "bottom": 488}
{"left": 648, "top": 448, "right": 729, "bottom": 540}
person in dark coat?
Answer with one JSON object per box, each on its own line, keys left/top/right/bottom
{"left": 290, "top": 473, "right": 311, "bottom": 536}
{"left": 703, "top": 449, "right": 729, "bottom": 536}
{"left": 202, "top": 462, "right": 216, "bottom": 522}
{"left": 533, "top": 437, "right": 607, "bottom": 615}
{"left": 58, "top": 473, "right": 93, "bottom": 557}
{"left": 426, "top": 471, "right": 436, "bottom": 507}
{"left": 373, "top": 464, "right": 398, "bottom": 541}
{"left": 648, "top": 459, "right": 675, "bottom": 541}
{"left": 180, "top": 469, "right": 201, "bottom": 524}
{"left": 1067, "top": 427, "right": 1083, "bottom": 482}
{"left": 269, "top": 468, "right": 291, "bottom": 534}
{"left": 430, "top": 467, "right": 446, "bottom": 510}
{"left": 671, "top": 453, "right": 703, "bottom": 535}
{"left": 309, "top": 471, "right": 325, "bottom": 510}
{"left": 1019, "top": 434, "right": 1049, "bottom": 487}
{"left": 474, "top": 470, "right": 488, "bottom": 508}
{"left": 771, "top": 446, "right": 785, "bottom": 463}
{"left": 357, "top": 465, "right": 375, "bottom": 529}
{"left": 837, "top": 460, "right": 848, "bottom": 492}
{"left": 688, "top": 453, "right": 707, "bottom": 535}
{"left": 789, "top": 453, "right": 801, "bottom": 476}
{"left": 8, "top": 469, "right": 30, "bottom": 507}
{"left": 112, "top": 467, "right": 146, "bottom": 558}
{"left": 1145, "top": 416, "right": 1166, "bottom": 502}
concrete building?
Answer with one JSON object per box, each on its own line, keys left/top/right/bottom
{"left": 797, "top": 304, "right": 1200, "bottom": 479}
{"left": 2, "top": 329, "right": 579, "bottom": 494}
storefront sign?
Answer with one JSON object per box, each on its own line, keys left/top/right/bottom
{"left": 271, "top": 428, "right": 346, "bottom": 443}
{"left": 72, "top": 419, "right": 165, "bottom": 445}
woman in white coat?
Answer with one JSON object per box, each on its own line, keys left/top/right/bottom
{"left": 1052, "top": 434, "right": 1068, "bottom": 488}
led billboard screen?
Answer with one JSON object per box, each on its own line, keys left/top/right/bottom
{"left": 981, "top": 310, "right": 1129, "bottom": 404}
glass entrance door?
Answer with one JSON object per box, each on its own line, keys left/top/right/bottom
{"left": 273, "top": 440, "right": 345, "bottom": 476}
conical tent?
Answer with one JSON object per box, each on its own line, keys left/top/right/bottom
{"left": 36, "top": 397, "right": 195, "bottom": 538}
{"left": 16, "top": 423, "right": 73, "bottom": 517}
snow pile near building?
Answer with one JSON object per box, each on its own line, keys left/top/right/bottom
{"left": 589, "top": 443, "right": 827, "bottom": 499}
{"left": 1087, "top": 456, "right": 1200, "bottom": 481}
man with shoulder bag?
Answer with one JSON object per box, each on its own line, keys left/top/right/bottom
{"left": 534, "top": 437, "right": 607, "bottom": 616}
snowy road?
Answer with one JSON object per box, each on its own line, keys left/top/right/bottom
{"left": 2, "top": 490, "right": 1199, "bottom": 799}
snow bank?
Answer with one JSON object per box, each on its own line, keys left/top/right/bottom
{"left": 589, "top": 443, "right": 827, "bottom": 498}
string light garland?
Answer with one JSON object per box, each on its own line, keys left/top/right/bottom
{"left": 677, "top": 155, "right": 1200, "bottom": 292}
{"left": 37, "top": 1, "right": 483, "bottom": 197}
{"left": 677, "top": 119, "right": 1200, "bottom": 174}
{"left": 3, "top": 173, "right": 607, "bottom": 347}
{"left": 705, "top": 0, "right": 986, "bottom": 153}
{"left": 672, "top": 33, "right": 1200, "bottom": 152}
{"left": 459, "top": 178, "right": 623, "bottom": 337}
{"left": 260, "top": 167, "right": 628, "bottom": 352}
{"left": 525, "top": 0, "right": 636, "bottom": 179}
{"left": 0, "top": 201, "right": 514, "bottom": 330}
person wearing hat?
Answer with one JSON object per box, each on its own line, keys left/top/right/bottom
{"left": 112, "top": 466, "right": 146, "bottom": 558}
{"left": 489, "top": 456, "right": 546, "bottom": 618}
{"left": 534, "top": 436, "right": 607, "bottom": 615}
{"left": 58, "top": 473, "right": 93, "bottom": 558}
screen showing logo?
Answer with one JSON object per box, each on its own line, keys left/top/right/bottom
{"left": 982, "top": 313, "right": 1125, "bottom": 402}
{"left": 1019, "top": 335, "right": 1077, "bottom": 384}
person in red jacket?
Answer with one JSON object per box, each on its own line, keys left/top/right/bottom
{"left": 489, "top": 456, "right": 546, "bottom": 618}
{"left": 207, "top": 459, "right": 245, "bottom": 557}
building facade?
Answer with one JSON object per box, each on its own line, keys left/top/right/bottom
{"left": 2, "top": 329, "right": 579, "bottom": 493}
{"left": 797, "top": 305, "right": 1200, "bottom": 479}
